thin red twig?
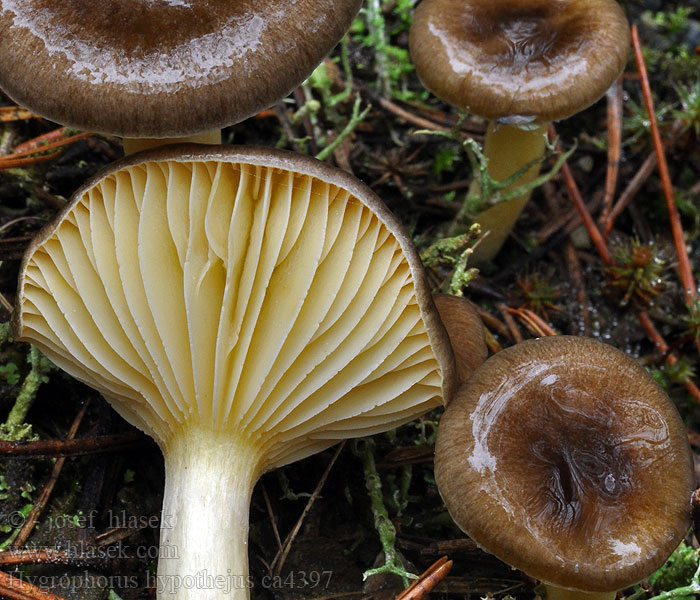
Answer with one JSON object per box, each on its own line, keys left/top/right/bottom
{"left": 0, "top": 153, "right": 61, "bottom": 171}
{"left": 631, "top": 25, "right": 696, "bottom": 305}
{"left": 604, "top": 150, "right": 657, "bottom": 235}
{"left": 637, "top": 311, "right": 700, "bottom": 404}
{"left": 2, "top": 131, "right": 92, "bottom": 161}
{"left": 0, "top": 431, "right": 146, "bottom": 457}
{"left": 598, "top": 78, "right": 624, "bottom": 233}
{"left": 12, "top": 128, "right": 73, "bottom": 154}
{"left": 504, "top": 307, "right": 557, "bottom": 338}
{"left": 548, "top": 125, "right": 613, "bottom": 266}
{"left": 0, "top": 570, "right": 68, "bottom": 600}
{"left": 519, "top": 308, "right": 557, "bottom": 337}
{"left": 11, "top": 402, "right": 90, "bottom": 548}
{"left": 497, "top": 303, "right": 523, "bottom": 343}
{"left": 394, "top": 556, "right": 453, "bottom": 600}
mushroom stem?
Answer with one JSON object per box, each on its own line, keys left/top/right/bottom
{"left": 157, "top": 426, "right": 263, "bottom": 600}
{"left": 544, "top": 585, "right": 617, "bottom": 600}
{"left": 122, "top": 130, "right": 223, "bottom": 155}
{"left": 458, "top": 122, "right": 547, "bottom": 264}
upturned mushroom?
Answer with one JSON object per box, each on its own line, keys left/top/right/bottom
{"left": 409, "top": 0, "right": 630, "bottom": 262}
{"left": 15, "top": 145, "right": 457, "bottom": 599}
{"left": 0, "top": 0, "right": 362, "bottom": 153}
{"left": 435, "top": 336, "right": 695, "bottom": 600}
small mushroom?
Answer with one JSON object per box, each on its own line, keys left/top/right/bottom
{"left": 0, "top": 0, "right": 361, "bottom": 152}
{"left": 409, "top": 0, "right": 630, "bottom": 262}
{"left": 435, "top": 336, "right": 695, "bottom": 600}
{"left": 432, "top": 294, "right": 487, "bottom": 384}
{"left": 15, "top": 145, "right": 457, "bottom": 600}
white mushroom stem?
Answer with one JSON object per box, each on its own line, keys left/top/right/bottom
{"left": 544, "top": 584, "right": 617, "bottom": 600}
{"left": 157, "top": 427, "right": 263, "bottom": 600}
{"left": 460, "top": 122, "right": 547, "bottom": 264}
{"left": 122, "top": 130, "right": 222, "bottom": 155}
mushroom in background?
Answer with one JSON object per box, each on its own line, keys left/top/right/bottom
{"left": 0, "top": 0, "right": 362, "bottom": 153}
{"left": 432, "top": 294, "right": 487, "bottom": 385}
{"left": 435, "top": 336, "right": 695, "bottom": 600}
{"left": 409, "top": 0, "right": 630, "bottom": 263}
{"left": 15, "top": 145, "right": 457, "bottom": 600}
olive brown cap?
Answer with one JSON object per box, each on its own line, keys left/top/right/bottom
{"left": 0, "top": 0, "right": 362, "bottom": 138}
{"left": 432, "top": 294, "right": 487, "bottom": 385}
{"left": 409, "top": 0, "right": 630, "bottom": 122}
{"left": 435, "top": 336, "right": 694, "bottom": 593}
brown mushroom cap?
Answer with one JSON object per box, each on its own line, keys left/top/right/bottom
{"left": 409, "top": 0, "right": 630, "bottom": 122}
{"left": 432, "top": 294, "right": 487, "bottom": 384}
{"left": 0, "top": 0, "right": 361, "bottom": 137}
{"left": 435, "top": 336, "right": 694, "bottom": 592}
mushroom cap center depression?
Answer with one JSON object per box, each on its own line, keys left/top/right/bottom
{"left": 471, "top": 375, "right": 654, "bottom": 542}
{"left": 456, "top": 2, "right": 581, "bottom": 76}
{"left": 435, "top": 336, "right": 694, "bottom": 592}
{"left": 409, "top": 0, "right": 630, "bottom": 121}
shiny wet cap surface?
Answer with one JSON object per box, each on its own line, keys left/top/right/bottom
{"left": 0, "top": 0, "right": 362, "bottom": 137}
{"left": 409, "top": 0, "right": 630, "bottom": 121}
{"left": 435, "top": 336, "right": 694, "bottom": 592}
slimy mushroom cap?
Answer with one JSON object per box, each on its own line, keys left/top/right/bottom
{"left": 0, "top": 0, "right": 362, "bottom": 137}
{"left": 409, "top": 0, "right": 630, "bottom": 122}
{"left": 435, "top": 336, "right": 694, "bottom": 592}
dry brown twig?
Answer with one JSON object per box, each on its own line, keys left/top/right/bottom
{"left": 0, "top": 126, "right": 93, "bottom": 171}
{"left": 630, "top": 25, "right": 697, "bottom": 308}
{"left": 0, "top": 106, "right": 37, "bottom": 123}
{"left": 0, "top": 431, "right": 146, "bottom": 458}
{"left": 394, "top": 556, "right": 453, "bottom": 600}
{"left": 11, "top": 401, "right": 91, "bottom": 548}
{"left": 598, "top": 78, "right": 624, "bottom": 232}
{"left": 270, "top": 442, "right": 345, "bottom": 576}
{"left": 496, "top": 303, "right": 523, "bottom": 343}
{"left": 0, "top": 569, "right": 68, "bottom": 600}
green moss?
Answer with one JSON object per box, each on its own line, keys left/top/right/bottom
{"left": 648, "top": 542, "right": 699, "bottom": 598}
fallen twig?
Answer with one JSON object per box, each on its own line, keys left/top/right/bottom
{"left": 11, "top": 402, "right": 90, "bottom": 548}
{"left": 631, "top": 25, "right": 696, "bottom": 306}
{"left": 394, "top": 556, "right": 453, "bottom": 600}
{"left": 0, "top": 431, "right": 146, "bottom": 458}
{"left": 271, "top": 442, "right": 344, "bottom": 576}
{"left": 548, "top": 125, "right": 613, "bottom": 265}
{"left": 637, "top": 311, "right": 700, "bottom": 404}
{"left": 598, "top": 78, "right": 624, "bottom": 232}
{"left": 0, "top": 570, "right": 68, "bottom": 600}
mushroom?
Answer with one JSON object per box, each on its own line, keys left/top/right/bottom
{"left": 432, "top": 294, "right": 487, "bottom": 384}
{"left": 14, "top": 144, "right": 457, "bottom": 599}
{"left": 0, "top": 0, "right": 362, "bottom": 153}
{"left": 435, "top": 336, "right": 695, "bottom": 600}
{"left": 409, "top": 0, "right": 630, "bottom": 262}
